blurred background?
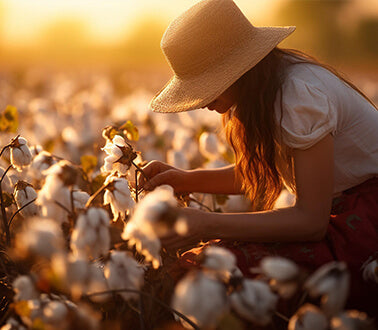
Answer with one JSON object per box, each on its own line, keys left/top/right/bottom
{"left": 1, "top": 0, "right": 377, "bottom": 71}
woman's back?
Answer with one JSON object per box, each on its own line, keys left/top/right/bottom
{"left": 275, "top": 61, "right": 378, "bottom": 193}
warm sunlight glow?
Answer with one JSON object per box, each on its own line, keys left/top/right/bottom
{"left": 2, "top": 0, "right": 276, "bottom": 46}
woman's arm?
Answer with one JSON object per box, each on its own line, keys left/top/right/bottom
{"left": 141, "top": 161, "right": 243, "bottom": 194}
{"left": 162, "top": 134, "right": 334, "bottom": 249}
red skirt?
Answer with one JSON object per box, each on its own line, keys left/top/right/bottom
{"left": 169, "top": 177, "right": 378, "bottom": 317}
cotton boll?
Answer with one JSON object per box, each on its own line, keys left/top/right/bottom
{"left": 221, "top": 194, "right": 252, "bottom": 212}
{"left": 274, "top": 189, "right": 296, "bottom": 209}
{"left": 166, "top": 149, "right": 190, "bottom": 170}
{"left": 43, "top": 301, "right": 68, "bottom": 325}
{"left": 70, "top": 208, "right": 110, "bottom": 259}
{"left": 72, "top": 190, "right": 90, "bottom": 211}
{"left": 28, "top": 151, "right": 57, "bottom": 181}
{"left": 14, "top": 181, "right": 39, "bottom": 218}
{"left": 199, "top": 132, "right": 222, "bottom": 160}
{"left": 230, "top": 279, "right": 278, "bottom": 326}
{"left": 304, "top": 261, "right": 350, "bottom": 317}
{"left": 122, "top": 221, "right": 161, "bottom": 269}
{"left": 15, "top": 218, "right": 65, "bottom": 259}
{"left": 361, "top": 256, "right": 378, "bottom": 284}
{"left": 104, "top": 251, "right": 144, "bottom": 301}
{"left": 330, "top": 310, "right": 375, "bottom": 330}
{"left": 0, "top": 167, "right": 13, "bottom": 194}
{"left": 13, "top": 276, "right": 39, "bottom": 301}
{"left": 260, "top": 257, "right": 299, "bottom": 282}
{"left": 10, "top": 136, "right": 32, "bottom": 171}
{"left": 288, "top": 304, "right": 328, "bottom": 330}
{"left": 172, "top": 271, "right": 228, "bottom": 328}
{"left": 101, "top": 135, "right": 137, "bottom": 176}
{"left": 202, "top": 246, "right": 237, "bottom": 274}
{"left": 103, "top": 176, "right": 135, "bottom": 221}
{"left": 172, "top": 129, "right": 199, "bottom": 161}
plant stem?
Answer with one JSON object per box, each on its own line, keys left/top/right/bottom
{"left": 131, "top": 161, "right": 149, "bottom": 182}
{"left": 0, "top": 165, "right": 12, "bottom": 246}
{"left": 274, "top": 311, "right": 290, "bottom": 323}
{"left": 8, "top": 198, "right": 37, "bottom": 227}
{"left": 135, "top": 168, "right": 139, "bottom": 203}
{"left": 188, "top": 196, "right": 213, "bottom": 212}
{"left": 85, "top": 183, "right": 109, "bottom": 209}
{"left": 0, "top": 135, "right": 20, "bottom": 159}
{"left": 54, "top": 200, "right": 73, "bottom": 217}
{"left": 85, "top": 288, "right": 199, "bottom": 329}
{"left": 138, "top": 292, "right": 145, "bottom": 330}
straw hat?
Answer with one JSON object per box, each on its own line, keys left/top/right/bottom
{"left": 150, "top": 0, "right": 296, "bottom": 113}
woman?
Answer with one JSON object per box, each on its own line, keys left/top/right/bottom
{"left": 142, "top": 0, "right": 378, "bottom": 314}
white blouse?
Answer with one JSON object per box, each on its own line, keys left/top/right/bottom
{"left": 274, "top": 62, "right": 378, "bottom": 194}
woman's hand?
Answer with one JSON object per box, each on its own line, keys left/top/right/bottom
{"left": 139, "top": 160, "right": 190, "bottom": 193}
{"left": 160, "top": 207, "right": 210, "bottom": 252}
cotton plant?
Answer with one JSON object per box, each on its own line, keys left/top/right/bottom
{"left": 104, "top": 250, "right": 145, "bottom": 301}
{"left": 13, "top": 180, "right": 39, "bottom": 218}
{"left": 103, "top": 176, "right": 135, "bottom": 222}
{"left": 70, "top": 207, "right": 110, "bottom": 259}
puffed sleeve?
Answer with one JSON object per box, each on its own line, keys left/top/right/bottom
{"left": 276, "top": 76, "right": 337, "bottom": 150}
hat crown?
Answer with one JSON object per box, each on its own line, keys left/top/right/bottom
{"left": 161, "top": 0, "right": 255, "bottom": 77}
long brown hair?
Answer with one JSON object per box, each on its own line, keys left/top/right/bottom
{"left": 223, "top": 47, "right": 376, "bottom": 211}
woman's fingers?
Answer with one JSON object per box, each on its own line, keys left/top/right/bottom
{"left": 144, "top": 170, "right": 174, "bottom": 191}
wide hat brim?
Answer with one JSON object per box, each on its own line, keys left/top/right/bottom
{"left": 150, "top": 26, "right": 296, "bottom": 113}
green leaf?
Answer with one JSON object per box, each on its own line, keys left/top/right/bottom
{"left": 120, "top": 120, "right": 139, "bottom": 141}
{"left": 80, "top": 155, "right": 97, "bottom": 175}
{"left": 0, "top": 105, "right": 19, "bottom": 133}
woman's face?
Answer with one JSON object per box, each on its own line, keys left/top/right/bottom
{"left": 205, "top": 84, "right": 237, "bottom": 114}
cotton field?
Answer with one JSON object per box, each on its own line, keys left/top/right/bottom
{"left": 0, "top": 68, "right": 377, "bottom": 329}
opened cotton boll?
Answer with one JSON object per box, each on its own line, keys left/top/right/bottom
{"left": 14, "top": 181, "right": 39, "bottom": 218}
{"left": 199, "top": 132, "right": 224, "bottom": 161}
{"left": 9, "top": 136, "right": 33, "bottom": 172}
{"left": 229, "top": 279, "right": 278, "bottom": 326}
{"left": 172, "top": 271, "right": 229, "bottom": 329}
{"left": 70, "top": 208, "right": 110, "bottom": 259}
{"left": 288, "top": 304, "right": 328, "bottom": 330}
{"left": 104, "top": 251, "right": 145, "bottom": 301}
{"left": 304, "top": 261, "right": 350, "bottom": 317}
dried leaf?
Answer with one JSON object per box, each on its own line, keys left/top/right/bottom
{"left": 120, "top": 120, "right": 139, "bottom": 141}
{"left": 0, "top": 105, "right": 19, "bottom": 133}
{"left": 80, "top": 155, "right": 98, "bottom": 175}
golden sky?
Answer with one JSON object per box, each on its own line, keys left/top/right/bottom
{"left": 2, "top": 0, "right": 276, "bottom": 46}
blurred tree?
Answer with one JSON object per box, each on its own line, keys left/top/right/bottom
{"left": 0, "top": 0, "right": 4, "bottom": 52}
{"left": 274, "top": 0, "right": 349, "bottom": 61}
{"left": 121, "top": 16, "right": 166, "bottom": 64}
